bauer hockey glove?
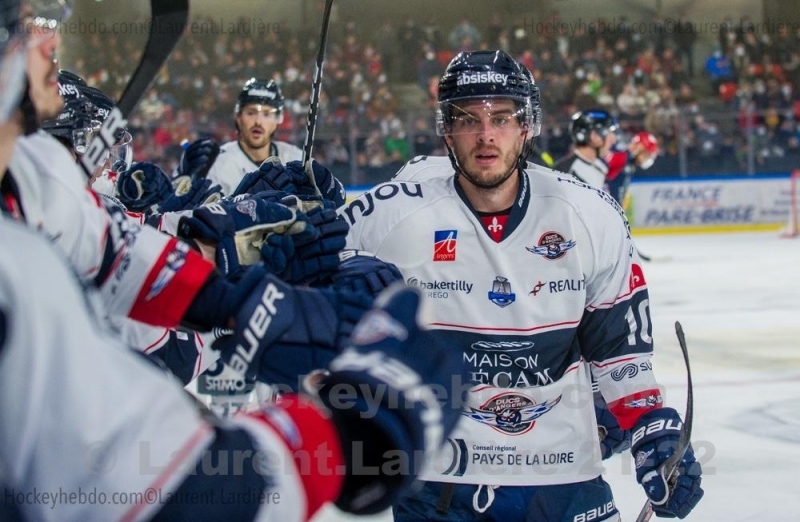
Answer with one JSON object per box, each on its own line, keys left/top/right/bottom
{"left": 211, "top": 265, "right": 372, "bottom": 381}
{"left": 178, "top": 137, "right": 220, "bottom": 180}
{"left": 176, "top": 197, "right": 302, "bottom": 279}
{"left": 631, "top": 407, "right": 704, "bottom": 518}
{"left": 232, "top": 158, "right": 298, "bottom": 197}
{"left": 116, "top": 162, "right": 174, "bottom": 214}
{"left": 159, "top": 176, "right": 224, "bottom": 213}
{"left": 317, "top": 285, "right": 467, "bottom": 515}
{"left": 258, "top": 194, "right": 348, "bottom": 284}
{"left": 330, "top": 250, "right": 404, "bottom": 297}
{"left": 285, "top": 159, "right": 347, "bottom": 208}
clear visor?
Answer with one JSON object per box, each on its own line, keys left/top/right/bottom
{"left": 239, "top": 103, "right": 284, "bottom": 124}
{"left": 86, "top": 130, "right": 133, "bottom": 179}
{"left": 0, "top": 32, "right": 27, "bottom": 124}
{"left": 436, "top": 98, "right": 532, "bottom": 137}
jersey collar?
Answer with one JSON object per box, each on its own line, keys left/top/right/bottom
{"left": 453, "top": 168, "right": 530, "bottom": 242}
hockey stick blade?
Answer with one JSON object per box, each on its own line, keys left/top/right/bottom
{"left": 80, "top": 0, "right": 189, "bottom": 177}
{"left": 634, "top": 321, "right": 694, "bottom": 522}
{"left": 300, "top": 0, "right": 335, "bottom": 195}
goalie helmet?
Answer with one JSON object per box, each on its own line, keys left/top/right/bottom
{"left": 569, "top": 109, "right": 619, "bottom": 146}
{"left": 235, "top": 78, "right": 284, "bottom": 121}
{"left": 436, "top": 50, "right": 533, "bottom": 136}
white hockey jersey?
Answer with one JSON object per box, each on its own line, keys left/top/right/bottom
{"left": 3, "top": 132, "right": 214, "bottom": 329}
{"left": 206, "top": 140, "right": 303, "bottom": 196}
{"left": 0, "top": 218, "right": 333, "bottom": 522}
{"left": 341, "top": 158, "right": 661, "bottom": 486}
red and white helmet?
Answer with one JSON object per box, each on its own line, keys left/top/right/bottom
{"left": 631, "top": 131, "right": 659, "bottom": 154}
{"left": 630, "top": 131, "right": 659, "bottom": 169}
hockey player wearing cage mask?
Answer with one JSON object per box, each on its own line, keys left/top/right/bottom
{"left": 340, "top": 50, "right": 704, "bottom": 521}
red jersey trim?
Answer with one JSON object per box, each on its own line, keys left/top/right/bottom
{"left": 128, "top": 239, "right": 214, "bottom": 327}
{"left": 608, "top": 388, "right": 663, "bottom": 430}
{"left": 248, "top": 395, "right": 345, "bottom": 521}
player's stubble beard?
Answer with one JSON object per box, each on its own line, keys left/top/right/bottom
{"left": 452, "top": 140, "right": 521, "bottom": 191}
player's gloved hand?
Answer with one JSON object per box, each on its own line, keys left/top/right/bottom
{"left": 231, "top": 157, "right": 297, "bottom": 197}
{"left": 176, "top": 197, "right": 300, "bottom": 279}
{"left": 158, "top": 177, "right": 224, "bottom": 213}
{"left": 285, "top": 159, "right": 346, "bottom": 207}
{"left": 211, "top": 266, "right": 373, "bottom": 381}
{"left": 259, "top": 195, "right": 348, "bottom": 284}
{"left": 631, "top": 407, "right": 703, "bottom": 518}
{"left": 315, "top": 285, "right": 467, "bottom": 515}
{"left": 595, "top": 393, "right": 630, "bottom": 459}
{"left": 116, "top": 162, "right": 174, "bottom": 214}
{"left": 331, "top": 250, "right": 404, "bottom": 296}
{"left": 178, "top": 138, "right": 220, "bottom": 180}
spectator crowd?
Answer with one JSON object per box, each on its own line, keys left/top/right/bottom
{"left": 64, "top": 8, "right": 800, "bottom": 184}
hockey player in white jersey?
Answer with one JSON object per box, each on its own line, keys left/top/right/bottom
{"left": 552, "top": 109, "right": 618, "bottom": 190}
{"left": 341, "top": 50, "right": 704, "bottom": 520}
{"left": 2, "top": 0, "right": 367, "bottom": 395}
{"left": 0, "top": 5, "right": 466, "bottom": 520}
{"left": 202, "top": 78, "right": 300, "bottom": 194}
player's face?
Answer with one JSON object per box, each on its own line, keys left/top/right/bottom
{"left": 236, "top": 103, "right": 280, "bottom": 151}
{"left": 444, "top": 98, "right": 526, "bottom": 189}
{"left": 25, "top": 21, "right": 62, "bottom": 122}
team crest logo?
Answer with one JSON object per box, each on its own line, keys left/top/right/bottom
{"left": 488, "top": 276, "right": 515, "bottom": 307}
{"left": 433, "top": 230, "right": 457, "bottom": 261}
{"left": 464, "top": 393, "right": 562, "bottom": 435}
{"left": 235, "top": 199, "right": 258, "bottom": 221}
{"left": 526, "top": 231, "right": 576, "bottom": 260}
{"left": 625, "top": 394, "right": 663, "bottom": 409}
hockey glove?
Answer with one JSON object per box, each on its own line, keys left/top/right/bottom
{"left": 331, "top": 250, "right": 404, "bottom": 297}
{"left": 258, "top": 195, "right": 347, "bottom": 284}
{"left": 318, "top": 285, "right": 468, "bottom": 515}
{"left": 595, "top": 392, "right": 630, "bottom": 460}
{"left": 158, "top": 177, "right": 224, "bottom": 213}
{"left": 212, "top": 266, "right": 372, "bottom": 382}
{"left": 285, "top": 159, "right": 347, "bottom": 208}
{"left": 631, "top": 407, "right": 704, "bottom": 518}
{"left": 116, "top": 162, "right": 173, "bottom": 214}
{"left": 178, "top": 137, "right": 220, "bottom": 180}
{"left": 176, "top": 197, "right": 301, "bottom": 279}
{"left": 231, "top": 157, "right": 297, "bottom": 197}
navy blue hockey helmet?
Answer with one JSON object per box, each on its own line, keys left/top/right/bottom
{"left": 40, "top": 70, "right": 98, "bottom": 154}
{"left": 570, "top": 109, "right": 618, "bottom": 145}
{"left": 41, "top": 70, "right": 132, "bottom": 171}
{"left": 436, "top": 50, "right": 533, "bottom": 136}
{"left": 235, "top": 77, "right": 284, "bottom": 121}
{"left": 520, "top": 64, "right": 542, "bottom": 138}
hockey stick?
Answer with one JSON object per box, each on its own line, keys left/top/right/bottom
{"left": 634, "top": 321, "right": 694, "bottom": 522}
{"left": 300, "top": 0, "right": 335, "bottom": 195}
{"left": 635, "top": 247, "right": 672, "bottom": 263}
{"left": 79, "top": 0, "right": 189, "bottom": 177}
